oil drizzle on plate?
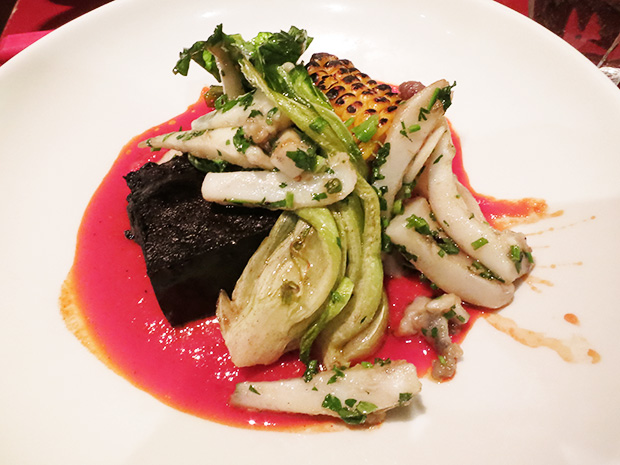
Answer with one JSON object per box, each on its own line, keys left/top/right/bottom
{"left": 60, "top": 88, "right": 554, "bottom": 429}
{"left": 483, "top": 313, "right": 600, "bottom": 364}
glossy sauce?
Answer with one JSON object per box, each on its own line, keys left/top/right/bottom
{"left": 64, "top": 90, "right": 544, "bottom": 430}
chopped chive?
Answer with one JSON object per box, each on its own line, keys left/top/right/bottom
{"left": 400, "top": 121, "right": 409, "bottom": 138}
{"left": 392, "top": 199, "right": 404, "bottom": 216}
{"left": 443, "top": 309, "right": 456, "bottom": 319}
{"left": 285, "top": 191, "right": 295, "bottom": 209}
{"left": 406, "top": 214, "right": 432, "bottom": 235}
{"left": 312, "top": 192, "right": 328, "bottom": 201}
{"left": 352, "top": 115, "right": 379, "bottom": 142}
{"left": 471, "top": 237, "right": 489, "bottom": 250}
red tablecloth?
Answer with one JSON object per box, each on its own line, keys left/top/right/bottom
{"left": 0, "top": 0, "right": 618, "bottom": 87}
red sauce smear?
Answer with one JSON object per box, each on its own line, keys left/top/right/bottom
{"left": 67, "top": 90, "right": 542, "bottom": 430}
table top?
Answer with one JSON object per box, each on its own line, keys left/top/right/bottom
{"left": 1, "top": 0, "right": 618, "bottom": 87}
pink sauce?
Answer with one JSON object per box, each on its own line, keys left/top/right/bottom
{"left": 68, "top": 90, "right": 541, "bottom": 430}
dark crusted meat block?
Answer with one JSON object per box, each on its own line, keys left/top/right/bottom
{"left": 125, "top": 154, "right": 279, "bottom": 327}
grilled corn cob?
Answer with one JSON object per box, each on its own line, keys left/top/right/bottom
{"left": 306, "top": 53, "right": 403, "bottom": 159}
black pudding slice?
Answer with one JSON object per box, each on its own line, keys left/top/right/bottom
{"left": 124, "top": 154, "right": 279, "bottom": 327}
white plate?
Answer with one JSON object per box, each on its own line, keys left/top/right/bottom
{"left": 1, "top": 0, "right": 620, "bottom": 463}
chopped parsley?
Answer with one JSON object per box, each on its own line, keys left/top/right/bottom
{"left": 395, "top": 244, "right": 418, "bottom": 262}
{"left": 232, "top": 127, "right": 252, "bottom": 154}
{"left": 370, "top": 142, "right": 390, "bottom": 184}
{"left": 436, "top": 236, "right": 460, "bottom": 255}
{"left": 176, "top": 129, "right": 206, "bottom": 141}
{"left": 327, "top": 366, "right": 346, "bottom": 384}
{"left": 303, "top": 359, "right": 319, "bottom": 382}
{"left": 286, "top": 147, "right": 318, "bottom": 171}
{"left": 265, "top": 107, "right": 278, "bottom": 125}
{"left": 216, "top": 91, "right": 254, "bottom": 113}
{"left": 436, "top": 81, "right": 456, "bottom": 111}
{"left": 406, "top": 214, "right": 432, "bottom": 236}
{"left": 322, "top": 394, "right": 377, "bottom": 425}
{"left": 469, "top": 260, "right": 505, "bottom": 282}
{"left": 188, "top": 155, "right": 229, "bottom": 173}
{"left": 417, "top": 82, "right": 457, "bottom": 122}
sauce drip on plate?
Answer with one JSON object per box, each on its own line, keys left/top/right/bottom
{"left": 61, "top": 90, "right": 543, "bottom": 430}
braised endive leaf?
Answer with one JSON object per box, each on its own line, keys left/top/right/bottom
{"left": 216, "top": 208, "right": 341, "bottom": 367}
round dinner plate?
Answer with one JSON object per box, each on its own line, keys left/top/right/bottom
{"left": 1, "top": 0, "right": 619, "bottom": 463}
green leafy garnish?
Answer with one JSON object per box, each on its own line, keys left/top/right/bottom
{"left": 352, "top": 114, "right": 379, "bottom": 143}
{"left": 322, "top": 394, "right": 377, "bottom": 425}
{"left": 286, "top": 147, "right": 319, "bottom": 171}
{"left": 232, "top": 127, "right": 252, "bottom": 153}
{"left": 303, "top": 359, "right": 319, "bottom": 382}
{"left": 370, "top": 142, "right": 390, "bottom": 184}
{"left": 327, "top": 366, "right": 346, "bottom": 384}
{"left": 188, "top": 154, "right": 230, "bottom": 173}
{"left": 471, "top": 237, "right": 489, "bottom": 250}
{"left": 406, "top": 214, "right": 432, "bottom": 236}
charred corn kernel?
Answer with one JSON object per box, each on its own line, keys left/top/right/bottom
{"left": 307, "top": 53, "right": 402, "bottom": 159}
